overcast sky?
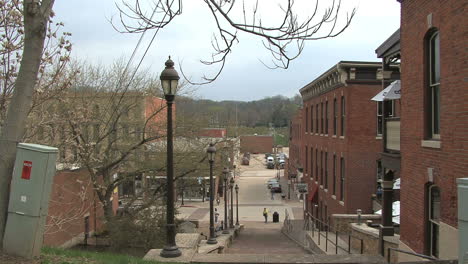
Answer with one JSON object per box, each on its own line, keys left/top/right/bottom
{"left": 53, "top": 0, "right": 401, "bottom": 102}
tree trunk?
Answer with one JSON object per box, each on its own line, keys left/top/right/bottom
{"left": 0, "top": 0, "right": 55, "bottom": 248}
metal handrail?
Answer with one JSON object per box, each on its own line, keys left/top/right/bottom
{"left": 387, "top": 247, "right": 437, "bottom": 263}
{"left": 304, "top": 212, "right": 364, "bottom": 255}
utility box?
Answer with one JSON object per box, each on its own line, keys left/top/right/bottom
{"left": 457, "top": 178, "right": 468, "bottom": 264}
{"left": 3, "top": 143, "right": 58, "bottom": 259}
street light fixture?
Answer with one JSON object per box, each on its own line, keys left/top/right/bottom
{"left": 229, "top": 177, "right": 235, "bottom": 228}
{"left": 222, "top": 168, "right": 230, "bottom": 234}
{"left": 206, "top": 143, "right": 217, "bottom": 244}
{"left": 160, "top": 56, "right": 182, "bottom": 258}
{"left": 235, "top": 184, "right": 239, "bottom": 226}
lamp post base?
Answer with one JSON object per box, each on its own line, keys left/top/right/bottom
{"left": 207, "top": 238, "right": 218, "bottom": 244}
{"left": 160, "top": 246, "right": 182, "bottom": 258}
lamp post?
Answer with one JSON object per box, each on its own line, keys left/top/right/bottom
{"left": 160, "top": 56, "right": 182, "bottom": 258}
{"left": 222, "top": 168, "right": 229, "bottom": 234}
{"left": 206, "top": 143, "right": 217, "bottom": 244}
{"left": 235, "top": 184, "right": 239, "bottom": 226}
{"left": 229, "top": 177, "right": 234, "bottom": 228}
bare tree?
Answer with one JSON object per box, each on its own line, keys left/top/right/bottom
{"left": 0, "top": 0, "right": 75, "bottom": 247}
{"left": 114, "top": 0, "right": 356, "bottom": 83}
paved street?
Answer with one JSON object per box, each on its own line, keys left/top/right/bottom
{"left": 178, "top": 152, "right": 307, "bottom": 254}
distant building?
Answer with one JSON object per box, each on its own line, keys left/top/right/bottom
{"left": 298, "top": 61, "right": 399, "bottom": 221}
{"left": 199, "top": 128, "right": 227, "bottom": 138}
{"left": 29, "top": 92, "right": 170, "bottom": 248}
{"left": 240, "top": 135, "right": 273, "bottom": 154}
{"left": 288, "top": 109, "right": 303, "bottom": 182}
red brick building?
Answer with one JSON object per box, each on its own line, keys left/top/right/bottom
{"left": 44, "top": 168, "right": 118, "bottom": 247}
{"left": 299, "top": 61, "right": 400, "bottom": 221}
{"left": 394, "top": 0, "right": 467, "bottom": 260}
{"left": 240, "top": 135, "right": 273, "bottom": 154}
{"left": 288, "top": 109, "right": 303, "bottom": 181}
{"left": 199, "top": 128, "right": 227, "bottom": 138}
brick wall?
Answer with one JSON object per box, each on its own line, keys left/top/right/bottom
{"left": 399, "top": 0, "right": 468, "bottom": 255}
{"left": 43, "top": 169, "right": 105, "bottom": 247}
{"left": 240, "top": 135, "right": 273, "bottom": 154}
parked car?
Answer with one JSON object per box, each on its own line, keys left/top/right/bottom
{"left": 267, "top": 178, "right": 278, "bottom": 188}
{"left": 279, "top": 159, "right": 285, "bottom": 169}
{"left": 270, "top": 183, "right": 282, "bottom": 193}
{"left": 267, "top": 161, "right": 275, "bottom": 169}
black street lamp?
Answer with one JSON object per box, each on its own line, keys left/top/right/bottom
{"left": 160, "top": 56, "right": 182, "bottom": 258}
{"left": 206, "top": 143, "right": 217, "bottom": 244}
{"left": 229, "top": 177, "right": 234, "bottom": 228}
{"left": 222, "top": 168, "right": 230, "bottom": 234}
{"left": 235, "top": 184, "right": 239, "bottom": 226}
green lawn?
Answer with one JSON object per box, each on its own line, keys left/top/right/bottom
{"left": 41, "top": 247, "right": 170, "bottom": 264}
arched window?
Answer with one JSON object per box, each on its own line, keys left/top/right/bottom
{"left": 427, "top": 30, "right": 440, "bottom": 139}
{"left": 428, "top": 185, "right": 440, "bottom": 258}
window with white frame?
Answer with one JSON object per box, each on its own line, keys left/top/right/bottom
{"left": 428, "top": 185, "right": 440, "bottom": 258}
{"left": 427, "top": 31, "right": 440, "bottom": 139}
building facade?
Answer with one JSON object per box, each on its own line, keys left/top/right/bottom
{"left": 299, "top": 61, "right": 399, "bottom": 221}
{"left": 396, "top": 0, "right": 467, "bottom": 261}
{"left": 288, "top": 109, "right": 303, "bottom": 182}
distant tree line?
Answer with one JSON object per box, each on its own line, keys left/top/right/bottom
{"left": 176, "top": 95, "right": 302, "bottom": 129}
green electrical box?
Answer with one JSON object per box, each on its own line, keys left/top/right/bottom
{"left": 3, "top": 143, "right": 58, "bottom": 259}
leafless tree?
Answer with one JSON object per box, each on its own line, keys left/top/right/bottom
{"left": 114, "top": 0, "right": 356, "bottom": 83}
{"left": 0, "top": 0, "right": 75, "bottom": 247}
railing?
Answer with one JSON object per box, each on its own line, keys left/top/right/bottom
{"left": 385, "top": 118, "right": 400, "bottom": 152}
{"left": 387, "top": 248, "right": 437, "bottom": 263}
{"left": 304, "top": 212, "right": 364, "bottom": 255}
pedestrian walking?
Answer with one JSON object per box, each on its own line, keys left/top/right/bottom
{"left": 263, "top": 208, "right": 268, "bottom": 223}
{"left": 216, "top": 197, "right": 220, "bottom": 206}
{"left": 215, "top": 208, "right": 220, "bottom": 223}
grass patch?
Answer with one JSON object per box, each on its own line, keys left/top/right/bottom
{"left": 41, "top": 247, "right": 169, "bottom": 264}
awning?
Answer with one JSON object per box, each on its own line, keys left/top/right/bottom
{"left": 371, "top": 80, "right": 401, "bottom": 101}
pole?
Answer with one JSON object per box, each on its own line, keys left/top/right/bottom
{"left": 160, "top": 98, "right": 181, "bottom": 258}
{"left": 235, "top": 185, "right": 239, "bottom": 226}
{"left": 207, "top": 159, "right": 217, "bottom": 244}
{"left": 223, "top": 177, "right": 229, "bottom": 234}
{"left": 230, "top": 181, "right": 234, "bottom": 228}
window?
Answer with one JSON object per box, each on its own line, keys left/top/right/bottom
{"left": 315, "top": 104, "right": 319, "bottom": 133}
{"left": 427, "top": 31, "right": 440, "bottom": 138}
{"left": 93, "top": 124, "right": 100, "bottom": 141}
{"left": 325, "top": 101, "right": 329, "bottom": 134}
{"left": 325, "top": 152, "right": 328, "bottom": 189}
{"left": 340, "top": 157, "right": 345, "bottom": 201}
{"left": 310, "top": 147, "right": 313, "bottom": 179}
{"left": 315, "top": 149, "right": 318, "bottom": 181}
{"left": 341, "top": 96, "right": 345, "bottom": 136}
{"left": 333, "top": 98, "right": 337, "bottom": 135}
{"left": 321, "top": 102, "right": 324, "bottom": 134}
{"left": 377, "top": 102, "right": 383, "bottom": 136}
{"left": 305, "top": 146, "right": 308, "bottom": 175}
{"left": 332, "top": 154, "right": 336, "bottom": 195}
{"left": 306, "top": 107, "right": 309, "bottom": 133}
{"left": 311, "top": 106, "right": 314, "bottom": 133}
{"left": 428, "top": 185, "right": 440, "bottom": 258}
{"left": 320, "top": 151, "right": 323, "bottom": 185}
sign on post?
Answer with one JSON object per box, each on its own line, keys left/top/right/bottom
{"left": 295, "top": 183, "right": 308, "bottom": 194}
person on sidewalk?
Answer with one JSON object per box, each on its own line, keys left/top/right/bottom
{"left": 263, "top": 208, "right": 268, "bottom": 223}
{"left": 215, "top": 208, "right": 220, "bottom": 223}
